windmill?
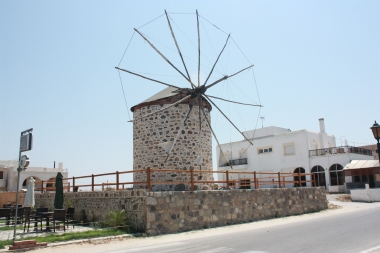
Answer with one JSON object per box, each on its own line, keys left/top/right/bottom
{"left": 116, "top": 10, "right": 262, "bottom": 191}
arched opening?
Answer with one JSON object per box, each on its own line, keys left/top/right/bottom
{"left": 46, "top": 177, "right": 56, "bottom": 190}
{"left": 311, "top": 165, "right": 326, "bottom": 187}
{"left": 22, "top": 176, "right": 42, "bottom": 190}
{"left": 294, "top": 167, "right": 306, "bottom": 187}
{"left": 329, "top": 164, "right": 344, "bottom": 186}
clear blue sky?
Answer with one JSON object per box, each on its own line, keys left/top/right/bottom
{"left": 1, "top": 1, "right": 379, "bottom": 181}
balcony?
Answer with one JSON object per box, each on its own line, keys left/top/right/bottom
{"left": 220, "top": 158, "right": 248, "bottom": 167}
{"left": 309, "top": 146, "right": 372, "bottom": 157}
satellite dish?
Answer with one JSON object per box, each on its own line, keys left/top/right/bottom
{"left": 19, "top": 155, "right": 30, "bottom": 168}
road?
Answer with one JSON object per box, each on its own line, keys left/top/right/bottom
{"left": 35, "top": 195, "right": 380, "bottom": 253}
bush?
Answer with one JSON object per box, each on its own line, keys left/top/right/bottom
{"left": 104, "top": 209, "right": 129, "bottom": 229}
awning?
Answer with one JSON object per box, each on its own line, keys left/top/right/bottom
{"left": 343, "top": 160, "right": 380, "bottom": 176}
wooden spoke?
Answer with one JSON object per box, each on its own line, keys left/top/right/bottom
{"left": 163, "top": 95, "right": 199, "bottom": 162}
{"left": 204, "top": 95, "right": 253, "bottom": 145}
{"left": 196, "top": 10, "right": 201, "bottom": 87}
{"left": 207, "top": 95, "right": 262, "bottom": 107}
{"left": 134, "top": 28, "right": 194, "bottom": 86}
{"left": 195, "top": 96, "right": 203, "bottom": 166}
{"left": 205, "top": 64, "right": 254, "bottom": 90}
{"left": 164, "top": 10, "right": 196, "bottom": 89}
{"left": 199, "top": 102, "right": 234, "bottom": 170}
{"left": 115, "top": 67, "right": 181, "bottom": 89}
{"left": 203, "top": 34, "right": 230, "bottom": 87}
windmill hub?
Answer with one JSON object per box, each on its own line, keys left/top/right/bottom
{"left": 189, "top": 85, "right": 208, "bottom": 98}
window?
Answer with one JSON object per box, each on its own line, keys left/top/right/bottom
{"left": 311, "top": 165, "right": 326, "bottom": 187}
{"left": 0, "top": 171, "right": 3, "bottom": 179}
{"left": 284, "top": 143, "right": 295, "bottom": 155}
{"left": 329, "top": 164, "right": 344, "bottom": 186}
{"left": 294, "top": 167, "right": 306, "bottom": 187}
{"left": 258, "top": 147, "right": 272, "bottom": 154}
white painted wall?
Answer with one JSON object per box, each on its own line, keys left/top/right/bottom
{"left": 0, "top": 160, "right": 68, "bottom": 191}
{"left": 351, "top": 184, "right": 380, "bottom": 202}
{"left": 216, "top": 120, "right": 373, "bottom": 192}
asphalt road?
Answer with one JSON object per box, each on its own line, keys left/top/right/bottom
{"left": 34, "top": 196, "right": 380, "bottom": 253}
{"left": 109, "top": 206, "right": 380, "bottom": 253}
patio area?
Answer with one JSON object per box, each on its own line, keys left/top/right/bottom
{"left": 0, "top": 223, "right": 94, "bottom": 241}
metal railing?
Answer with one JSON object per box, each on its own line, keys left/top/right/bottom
{"left": 220, "top": 158, "right": 248, "bottom": 167}
{"left": 33, "top": 168, "right": 318, "bottom": 192}
{"left": 309, "top": 146, "right": 372, "bottom": 157}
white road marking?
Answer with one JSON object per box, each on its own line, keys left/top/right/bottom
{"left": 198, "top": 247, "right": 233, "bottom": 253}
{"left": 360, "top": 244, "right": 380, "bottom": 253}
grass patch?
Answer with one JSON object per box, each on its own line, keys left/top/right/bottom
{"left": 0, "top": 225, "right": 22, "bottom": 231}
{"left": 29, "top": 228, "right": 129, "bottom": 243}
{"left": 0, "top": 240, "right": 13, "bottom": 250}
{"left": 0, "top": 228, "right": 131, "bottom": 249}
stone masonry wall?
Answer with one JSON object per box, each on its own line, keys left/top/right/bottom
{"left": 133, "top": 103, "right": 213, "bottom": 191}
{"left": 34, "top": 188, "right": 328, "bottom": 235}
{"left": 34, "top": 189, "right": 146, "bottom": 231}
{"left": 145, "top": 187, "right": 328, "bottom": 235}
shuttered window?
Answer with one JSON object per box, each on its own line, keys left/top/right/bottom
{"left": 284, "top": 144, "right": 295, "bottom": 155}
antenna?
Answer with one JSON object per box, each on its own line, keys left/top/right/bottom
{"left": 260, "top": 116, "right": 265, "bottom": 128}
{"left": 339, "top": 136, "right": 345, "bottom": 147}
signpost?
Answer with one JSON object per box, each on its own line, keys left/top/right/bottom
{"left": 13, "top": 128, "right": 33, "bottom": 241}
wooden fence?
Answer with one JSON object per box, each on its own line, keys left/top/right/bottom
{"left": 34, "top": 168, "right": 317, "bottom": 192}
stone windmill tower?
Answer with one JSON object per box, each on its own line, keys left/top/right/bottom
{"left": 131, "top": 87, "right": 214, "bottom": 191}
{"left": 117, "top": 11, "right": 261, "bottom": 191}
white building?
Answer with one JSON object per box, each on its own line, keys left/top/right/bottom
{"left": 216, "top": 119, "right": 373, "bottom": 192}
{"left": 0, "top": 160, "right": 68, "bottom": 192}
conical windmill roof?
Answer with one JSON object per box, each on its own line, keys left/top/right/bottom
{"left": 131, "top": 87, "right": 178, "bottom": 112}
{"left": 141, "top": 87, "right": 178, "bottom": 104}
{"left": 130, "top": 86, "right": 211, "bottom": 112}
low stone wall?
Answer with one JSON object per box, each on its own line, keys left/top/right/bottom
{"left": 35, "top": 189, "right": 146, "bottom": 230}
{"left": 34, "top": 187, "right": 328, "bottom": 235}
{"left": 145, "top": 187, "right": 328, "bottom": 235}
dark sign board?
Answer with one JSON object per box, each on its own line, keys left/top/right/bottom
{"left": 20, "top": 133, "right": 33, "bottom": 152}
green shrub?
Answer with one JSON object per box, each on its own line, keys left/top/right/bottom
{"left": 104, "top": 209, "right": 129, "bottom": 229}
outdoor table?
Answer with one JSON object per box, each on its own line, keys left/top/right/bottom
{"left": 32, "top": 211, "right": 54, "bottom": 232}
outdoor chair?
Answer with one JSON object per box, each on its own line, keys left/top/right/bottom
{"left": 10, "top": 207, "right": 24, "bottom": 224}
{"left": 0, "top": 208, "right": 11, "bottom": 226}
{"left": 52, "top": 209, "right": 66, "bottom": 232}
{"left": 65, "top": 207, "right": 75, "bottom": 228}
{"left": 18, "top": 207, "right": 25, "bottom": 224}
{"left": 32, "top": 207, "right": 48, "bottom": 231}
